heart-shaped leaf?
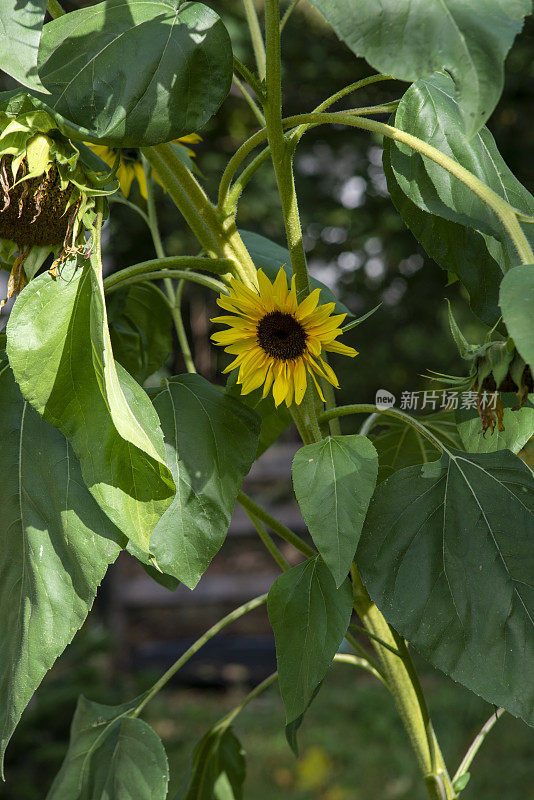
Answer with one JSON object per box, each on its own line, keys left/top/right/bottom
{"left": 500, "top": 265, "right": 534, "bottom": 369}
{"left": 358, "top": 448, "right": 534, "bottom": 725}
{"left": 0, "top": 0, "right": 49, "bottom": 93}
{"left": 37, "top": 0, "right": 233, "bottom": 146}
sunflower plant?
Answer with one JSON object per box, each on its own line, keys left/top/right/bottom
{"left": 0, "top": 2, "right": 533, "bottom": 799}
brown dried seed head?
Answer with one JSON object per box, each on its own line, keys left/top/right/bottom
{"left": 0, "top": 155, "right": 73, "bottom": 247}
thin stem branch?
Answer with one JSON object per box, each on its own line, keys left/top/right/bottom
{"left": 173, "top": 279, "right": 196, "bottom": 374}
{"left": 47, "top": 0, "right": 65, "bottom": 17}
{"left": 221, "top": 672, "right": 279, "bottom": 726}
{"left": 318, "top": 404, "right": 446, "bottom": 452}
{"left": 103, "top": 257, "right": 230, "bottom": 291}
{"left": 233, "top": 74, "right": 266, "bottom": 126}
{"left": 280, "top": 0, "right": 301, "bottom": 32}
{"left": 453, "top": 708, "right": 504, "bottom": 785}
{"left": 237, "top": 490, "right": 316, "bottom": 558}
{"left": 105, "top": 269, "right": 227, "bottom": 296}
{"left": 132, "top": 594, "right": 268, "bottom": 717}
{"left": 333, "top": 653, "right": 388, "bottom": 687}
{"left": 233, "top": 55, "right": 265, "bottom": 100}
{"left": 246, "top": 509, "right": 291, "bottom": 571}
{"left": 242, "top": 0, "right": 266, "bottom": 81}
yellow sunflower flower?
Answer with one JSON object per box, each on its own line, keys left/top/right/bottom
{"left": 85, "top": 135, "right": 201, "bottom": 199}
{"left": 211, "top": 268, "right": 358, "bottom": 407}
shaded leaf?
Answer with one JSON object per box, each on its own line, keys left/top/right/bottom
{"left": 500, "top": 265, "right": 534, "bottom": 368}
{"left": 368, "top": 411, "right": 461, "bottom": 483}
{"left": 46, "top": 695, "right": 168, "bottom": 799}
{"left": 307, "top": 0, "right": 530, "bottom": 134}
{"left": 149, "top": 375, "right": 260, "bottom": 589}
{"left": 358, "top": 448, "right": 534, "bottom": 725}
{"left": 292, "top": 435, "right": 377, "bottom": 586}
{"left": 389, "top": 72, "right": 534, "bottom": 272}
{"left": 6, "top": 258, "right": 175, "bottom": 551}
{"left": 0, "top": 359, "right": 122, "bottom": 774}
{"left": 383, "top": 137, "right": 503, "bottom": 326}
{"left": 181, "top": 724, "right": 245, "bottom": 800}
{"left": 0, "top": 0, "right": 49, "bottom": 93}
{"left": 37, "top": 0, "right": 233, "bottom": 146}
{"left": 108, "top": 283, "right": 173, "bottom": 384}
{"left": 267, "top": 556, "right": 353, "bottom": 743}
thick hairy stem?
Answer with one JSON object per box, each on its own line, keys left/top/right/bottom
{"left": 351, "top": 567, "right": 456, "bottom": 800}
{"left": 142, "top": 145, "right": 258, "bottom": 288}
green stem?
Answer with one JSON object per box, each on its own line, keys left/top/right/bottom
{"left": 105, "top": 269, "right": 226, "bottom": 296}
{"left": 280, "top": 0, "right": 301, "bottom": 32}
{"left": 233, "top": 55, "right": 265, "bottom": 101}
{"left": 173, "top": 280, "right": 196, "bottom": 374}
{"left": 103, "top": 257, "right": 229, "bottom": 291}
{"left": 333, "top": 652, "right": 388, "bottom": 687}
{"left": 264, "top": 0, "right": 310, "bottom": 299}
{"left": 245, "top": 509, "right": 291, "bottom": 571}
{"left": 237, "top": 490, "right": 315, "bottom": 558}
{"left": 47, "top": 0, "right": 65, "bottom": 17}
{"left": 351, "top": 567, "right": 456, "bottom": 800}
{"left": 452, "top": 708, "right": 504, "bottom": 786}
{"left": 222, "top": 672, "right": 279, "bottom": 726}
{"left": 142, "top": 144, "right": 258, "bottom": 287}
{"left": 233, "top": 74, "right": 266, "bottom": 126}
{"left": 318, "top": 404, "right": 446, "bottom": 452}
{"left": 242, "top": 0, "right": 266, "bottom": 81}
{"left": 132, "top": 594, "right": 268, "bottom": 717}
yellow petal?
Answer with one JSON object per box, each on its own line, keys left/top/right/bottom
{"left": 318, "top": 356, "right": 340, "bottom": 388}
{"left": 262, "top": 363, "right": 275, "bottom": 398}
{"left": 324, "top": 340, "right": 358, "bottom": 357}
{"left": 295, "top": 288, "right": 321, "bottom": 321}
{"left": 272, "top": 267, "right": 289, "bottom": 306}
{"left": 117, "top": 162, "right": 134, "bottom": 198}
{"left": 293, "top": 358, "right": 307, "bottom": 405}
{"left": 272, "top": 362, "right": 289, "bottom": 406}
{"left": 308, "top": 368, "right": 326, "bottom": 402}
{"left": 133, "top": 162, "right": 148, "bottom": 199}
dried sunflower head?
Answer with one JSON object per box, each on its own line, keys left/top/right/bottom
{"left": 0, "top": 95, "right": 117, "bottom": 303}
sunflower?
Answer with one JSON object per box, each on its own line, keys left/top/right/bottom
{"left": 211, "top": 268, "right": 358, "bottom": 407}
{"left": 86, "top": 135, "right": 201, "bottom": 199}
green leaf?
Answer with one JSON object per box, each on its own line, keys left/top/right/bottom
{"left": 37, "top": 0, "right": 233, "bottom": 147}
{"left": 0, "top": 359, "right": 122, "bottom": 775}
{"left": 226, "top": 369, "right": 291, "bottom": 457}
{"left": 388, "top": 72, "right": 534, "bottom": 266}
{"left": 267, "top": 556, "right": 353, "bottom": 737}
{"left": 0, "top": 0, "right": 50, "bottom": 93}
{"left": 357, "top": 448, "right": 534, "bottom": 726}
{"left": 181, "top": 724, "right": 245, "bottom": 800}
{"left": 149, "top": 375, "right": 260, "bottom": 589}
{"left": 383, "top": 137, "right": 503, "bottom": 326}
{"left": 456, "top": 394, "right": 534, "bottom": 454}
{"left": 307, "top": 0, "right": 530, "bottom": 135}
{"left": 240, "top": 230, "right": 353, "bottom": 316}
{"left": 500, "top": 265, "right": 534, "bottom": 368}
{"left": 292, "top": 436, "right": 378, "bottom": 586}
{"left": 108, "top": 283, "right": 173, "bottom": 384}
{"left": 46, "top": 696, "right": 169, "bottom": 800}
{"left": 6, "top": 259, "right": 175, "bottom": 551}
{"left": 368, "top": 411, "right": 462, "bottom": 483}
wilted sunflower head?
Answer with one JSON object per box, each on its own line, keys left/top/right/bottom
{"left": 0, "top": 97, "right": 117, "bottom": 301}
{"left": 86, "top": 134, "right": 201, "bottom": 199}
{"left": 211, "top": 267, "right": 358, "bottom": 407}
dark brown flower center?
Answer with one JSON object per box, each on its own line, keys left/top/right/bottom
{"left": 257, "top": 311, "right": 307, "bottom": 360}
{"left": 0, "top": 155, "right": 73, "bottom": 247}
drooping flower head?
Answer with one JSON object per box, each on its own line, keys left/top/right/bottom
{"left": 86, "top": 134, "right": 202, "bottom": 199}
{"left": 211, "top": 267, "right": 357, "bottom": 407}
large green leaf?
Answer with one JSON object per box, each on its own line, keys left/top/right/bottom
{"left": 383, "top": 137, "right": 503, "bottom": 326}
{"left": 357, "top": 448, "right": 534, "bottom": 725}
{"left": 388, "top": 72, "right": 534, "bottom": 272}
{"left": 225, "top": 370, "right": 292, "bottom": 458}
{"left": 240, "top": 230, "right": 353, "bottom": 316}
{"left": 0, "top": 359, "right": 122, "bottom": 775}
{"left": 181, "top": 724, "right": 246, "bottom": 800}
{"left": 0, "top": 0, "right": 49, "bottom": 93}
{"left": 292, "top": 436, "right": 377, "bottom": 587}
{"left": 36, "top": 0, "right": 233, "bottom": 146}
{"left": 500, "top": 265, "right": 534, "bottom": 369}
{"left": 149, "top": 375, "right": 260, "bottom": 589}
{"left": 108, "top": 283, "right": 173, "bottom": 384}
{"left": 6, "top": 259, "right": 175, "bottom": 551}
{"left": 267, "top": 557, "right": 353, "bottom": 737}
{"left": 46, "top": 695, "right": 168, "bottom": 800}
{"left": 368, "top": 411, "right": 461, "bottom": 483}
{"left": 456, "top": 393, "right": 534, "bottom": 454}
{"left": 307, "top": 0, "right": 530, "bottom": 135}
